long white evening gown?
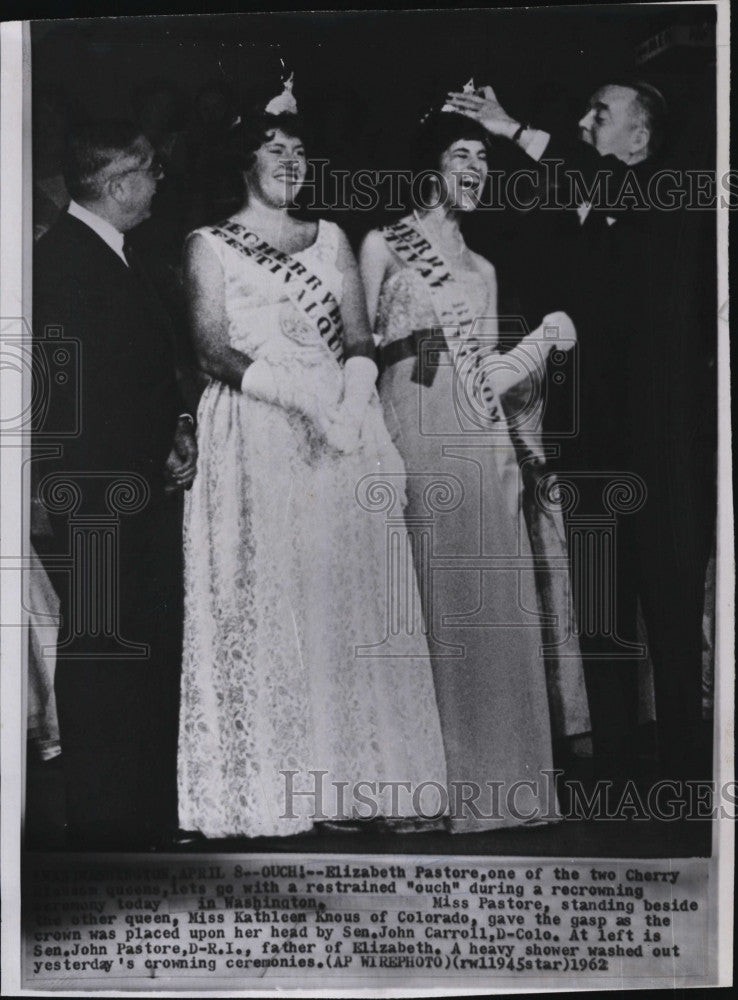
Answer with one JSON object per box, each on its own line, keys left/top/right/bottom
{"left": 178, "top": 219, "right": 447, "bottom": 838}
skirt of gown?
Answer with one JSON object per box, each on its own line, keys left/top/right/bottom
{"left": 178, "top": 380, "right": 448, "bottom": 839}
{"left": 379, "top": 354, "right": 559, "bottom": 832}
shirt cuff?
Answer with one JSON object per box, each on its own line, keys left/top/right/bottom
{"left": 519, "top": 129, "right": 551, "bottom": 162}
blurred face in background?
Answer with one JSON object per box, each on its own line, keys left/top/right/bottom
{"left": 194, "top": 86, "right": 236, "bottom": 132}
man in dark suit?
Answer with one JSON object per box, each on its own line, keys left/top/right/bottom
{"left": 34, "top": 120, "right": 198, "bottom": 848}
{"left": 447, "top": 81, "right": 715, "bottom": 783}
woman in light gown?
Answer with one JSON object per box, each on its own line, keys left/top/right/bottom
{"left": 177, "top": 96, "right": 447, "bottom": 840}
{"left": 360, "top": 108, "right": 589, "bottom": 832}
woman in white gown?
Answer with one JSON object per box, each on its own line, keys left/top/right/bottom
{"left": 360, "top": 104, "right": 587, "bottom": 831}
{"left": 177, "top": 93, "right": 447, "bottom": 839}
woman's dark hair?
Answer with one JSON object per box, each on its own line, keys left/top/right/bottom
{"left": 410, "top": 111, "right": 491, "bottom": 208}
{"left": 195, "top": 112, "right": 311, "bottom": 223}
{"left": 227, "top": 111, "right": 311, "bottom": 174}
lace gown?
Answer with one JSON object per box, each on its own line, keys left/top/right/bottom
{"left": 376, "top": 259, "right": 560, "bottom": 832}
{"left": 178, "top": 220, "right": 447, "bottom": 839}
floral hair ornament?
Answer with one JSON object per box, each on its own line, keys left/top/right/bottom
{"left": 264, "top": 71, "right": 297, "bottom": 115}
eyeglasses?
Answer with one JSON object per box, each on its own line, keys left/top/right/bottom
{"left": 108, "top": 156, "right": 165, "bottom": 182}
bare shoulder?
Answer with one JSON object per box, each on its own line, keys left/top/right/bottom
{"left": 185, "top": 229, "right": 217, "bottom": 260}
{"left": 322, "top": 221, "right": 361, "bottom": 272}
{"left": 468, "top": 248, "right": 497, "bottom": 280}
{"left": 184, "top": 230, "right": 224, "bottom": 285}
{"left": 324, "top": 219, "right": 352, "bottom": 251}
{"left": 359, "top": 227, "right": 391, "bottom": 266}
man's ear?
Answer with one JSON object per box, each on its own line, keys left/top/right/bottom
{"left": 106, "top": 175, "right": 127, "bottom": 205}
{"left": 630, "top": 124, "right": 650, "bottom": 159}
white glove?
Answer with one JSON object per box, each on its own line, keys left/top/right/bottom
{"left": 322, "top": 355, "right": 379, "bottom": 455}
{"left": 476, "top": 311, "right": 577, "bottom": 396}
{"left": 241, "top": 356, "right": 338, "bottom": 439}
{"left": 240, "top": 357, "right": 281, "bottom": 403}
{"left": 540, "top": 311, "right": 577, "bottom": 351}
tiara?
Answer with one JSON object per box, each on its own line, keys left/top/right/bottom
{"left": 265, "top": 71, "right": 297, "bottom": 116}
{"left": 420, "top": 78, "right": 476, "bottom": 123}
{"left": 440, "top": 78, "right": 477, "bottom": 113}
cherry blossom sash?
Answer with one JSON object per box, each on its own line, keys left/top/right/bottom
{"left": 209, "top": 220, "right": 345, "bottom": 366}
{"left": 381, "top": 218, "right": 501, "bottom": 422}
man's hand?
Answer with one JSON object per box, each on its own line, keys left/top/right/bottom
{"left": 164, "top": 416, "right": 197, "bottom": 494}
{"left": 444, "top": 85, "right": 519, "bottom": 139}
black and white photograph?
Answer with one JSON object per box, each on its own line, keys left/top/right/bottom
{"left": 0, "top": 1, "right": 733, "bottom": 992}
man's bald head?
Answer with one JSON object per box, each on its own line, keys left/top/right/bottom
{"left": 578, "top": 80, "right": 667, "bottom": 164}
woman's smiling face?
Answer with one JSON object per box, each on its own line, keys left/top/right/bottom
{"left": 246, "top": 128, "right": 307, "bottom": 207}
{"left": 436, "top": 137, "right": 488, "bottom": 211}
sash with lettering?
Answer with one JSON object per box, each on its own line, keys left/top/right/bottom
{"left": 380, "top": 217, "right": 502, "bottom": 423}
{"left": 208, "top": 220, "right": 345, "bottom": 366}
{"left": 383, "top": 218, "right": 588, "bottom": 737}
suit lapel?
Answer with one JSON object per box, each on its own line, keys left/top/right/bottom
{"left": 62, "top": 214, "right": 176, "bottom": 348}
{"left": 62, "top": 212, "right": 130, "bottom": 273}
{"left": 121, "top": 240, "right": 176, "bottom": 342}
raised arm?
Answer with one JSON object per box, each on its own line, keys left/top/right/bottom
{"left": 445, "top": 85, "right": 638, "bottom": 202}
{"left": 184, "top": 233, "right": 252, "bottom": 390}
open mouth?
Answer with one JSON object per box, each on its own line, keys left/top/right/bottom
{"left": 457, "top": 173, "right": 482, "bottom": 192}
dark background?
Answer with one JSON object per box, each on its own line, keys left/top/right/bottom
{"left": 29, "top": 5, "right": 717, "bottom": 133}
{"left": 23, "top": 4, "right": 722, "bottom": 859}
{"left": 30, "top": 4, "right": 717, "bottom": 237}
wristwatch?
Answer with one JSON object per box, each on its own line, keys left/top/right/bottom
{"left": 511, "top": 122, "right": 530, "bottom": 143}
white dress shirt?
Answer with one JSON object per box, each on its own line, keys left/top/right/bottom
{"left": 518, "top": 127, "right": 552, "bottom": 163}
{"left": 67, "top": 200, "right": 129, "bottom": 265}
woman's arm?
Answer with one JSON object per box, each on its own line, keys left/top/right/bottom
{"left": 358, "top": 228, "right": 391, "bottom": 331}
{"left": 471, "top": 254, "right": 500, "bottom": 340}
{"left": 335, "top": 227, "right": 377, "bottom": 360}
{"left": 184, "top": 233, "right": 252, "bottom": 390}
{"left": 317, "top": 227, "right": 382, "bottom": 454}
{"left": 470, "top": 255, "right": 576, "bottom": 396}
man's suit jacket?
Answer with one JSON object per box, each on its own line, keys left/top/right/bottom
{"left": 521, "top": 136, "right": 717, "bottom": 775}
{"left": 33, "top": 213, "right": 188, "bottom": 842}
{"left": 512, "top": 136, "right": 715, "bottom": 487}
{"left": 510, "top": 135, "right": 716, "bottom": 675}
{"left": 34, "top": 212, "right": 183, "bottom": 501}
{"left": 34, "top": 213, "right": 186, "bottom": 651}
